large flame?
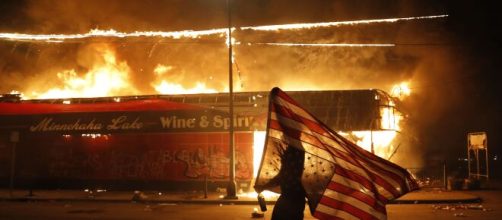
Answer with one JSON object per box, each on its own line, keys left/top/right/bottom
{"left": 21, "top": 45, "right": 224, "bottom": 99}
{"left": 1, "top": 14, "right": 427, "bottom": 192}
{"left": 152, "top": 64, "right": 218, "bottom": 94}
{"left": 338, "top": 84, "right": 408, "bottom": 159}
{"left": 28, "top": 44, "right": 137, "bottom": 99}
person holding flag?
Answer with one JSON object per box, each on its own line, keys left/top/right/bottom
{"left": 255, "top": 144, "right": 307, "bottom": 220}
{"left": 254, "top": 87, "right": 419, "bottom": 220}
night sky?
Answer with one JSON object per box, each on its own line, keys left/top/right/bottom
{"left": 1, "top": 0, "right": 501, "bottom": 177}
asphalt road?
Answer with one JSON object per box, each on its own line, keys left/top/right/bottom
{"left": 0, "top": 191, "right": 501, "bottom": 220}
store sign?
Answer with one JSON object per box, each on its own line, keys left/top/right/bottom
{"left": 1, "top": 110, "right": 260, "bottom": 134}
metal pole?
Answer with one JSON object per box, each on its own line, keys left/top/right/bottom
{"left": 9, "top": 142, "right": 17, "bottom": 197}
{"left": 225, "top": 0, "right": 237, "bottom": 199}
{"left": 486, "top": 135, "right": 489, "bottom": 180}
{"left": 476, "top": 149, "right": 480, "bottom": 179}
{"left": 443, "top": 160, "right": 447, "bottom": 190}
{"left": 467, "top": 136, "right": 471, "bottom": 179}
{"left": 370, "top": 128, "right": 374, "bottom": 154}
{"left": 204, "top": 175, "right": 208, "bottom": 199}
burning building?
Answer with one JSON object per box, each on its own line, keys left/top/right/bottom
{"left": 0, "top": 10, "right": 442, "bottom": 191}
{"left": 0, "top": 89, "right": 405, "bottom": 191}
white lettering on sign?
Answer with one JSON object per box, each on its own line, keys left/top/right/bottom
{"left": 212, "top": 115, "right": 254, "bottom": 130}
{"left": 160, "top": 114, "right": 254, "bottom": 130}
{"left": 107, "top": 116, "right": 143, "bottom": 130}
{"left": 160, "top": 116, "right": 197, "bottom": 129}
{"left": 30, "top": 118, "right": 103, "bottom": 132}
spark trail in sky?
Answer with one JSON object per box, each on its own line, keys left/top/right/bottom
{"left": 252, "top": 42, "right": 395, "bottom": 47}
{"left": 0, "top": 15, "right": 448, "bottom": 43}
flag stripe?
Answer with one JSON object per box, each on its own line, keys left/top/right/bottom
{"left": 319, "top": 196, "right": 381, "bottom": 220}
{"left": 332, "top": 131, "right": 412, "bottom": 179}
{"left": 272, "top": 99, "right": 411, "bottom": 191}
{"left": 331, "top": 173, "right": 390, "bottom": 204}
{"left": 323, "top": 189, "right": 387, "bottom": 219}
{"left": 313, "top": 207, "right": 349, "bottom": 220}
{"left": 256, "top": 88, "right": 419, "bottom": 220}
{"left": 272, "top": 100, "right": 411, "bottom": 180}
{"left": 315, "top": 204, "right": 359, "bottom": 220}
{"left": 326, "top": 181, "right": 387, "bottom": 214}
{"left": 271, "top": 103, "right": 331, "bottom": 138}
{"left": 269, "top": 129, "right": 399, "bottom": 200}
{"left": 334, "top": 164, "right": 398, "bottom": 199}
{"left": 267, "top": 132, "right": 335, "bottom": 164}
{"left": 270, "top": 115, "right": 405, "bottom": 195}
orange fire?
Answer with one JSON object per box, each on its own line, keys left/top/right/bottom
{"left": 21, "top": 44, "right": 221, "bottom": 99}
{"left": 338, "top": 83, "right": 408, "bottom": 159}
{"left": 152, "top": 64, "right": 218, "bottom": 94}
{"left": 26, "top": 44, "right": 137, "bottom": 99}
{"left": 8, "top": 43, "right": 409, "bottom": 195}
{"left": 391, "top": 82, "right": 411, "bottom": 100}
{"left": 0, "top": 15, "right": 448, "bottom": 42}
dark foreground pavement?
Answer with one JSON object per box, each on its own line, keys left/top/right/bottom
{"left": 0, "top": 187, "right": 481, "bottom": 205}
{"left": 1, "top": 188, "right": 500, "bottom": 219}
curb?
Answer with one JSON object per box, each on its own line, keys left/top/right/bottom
{"left": 1, "top": 196, "right": 482, "bottom": 205}
{"left": 390, "top": 197, "right": 482, "bottom": 204}
{"left": 0, "top": 197, "right": 265, "bottom": 205}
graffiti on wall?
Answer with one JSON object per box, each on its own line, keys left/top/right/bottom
{"left": 46, "top": 144, "right": 252, "bottom": 181}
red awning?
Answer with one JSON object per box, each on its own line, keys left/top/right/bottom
{"left": 0, "top": 99, "right": 203, "bottom": 115}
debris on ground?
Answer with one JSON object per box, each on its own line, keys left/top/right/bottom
{"left": 132, "top": 190, "right": 148, "bottom": 202}
{"left": 432, "top": 204, "right": 493, "bottom": 212}
{"left": 251, "top": 208, "right": 265, "bottom": 218}
{"left": 453, "top": 212, "right": 466, "bottom": 217}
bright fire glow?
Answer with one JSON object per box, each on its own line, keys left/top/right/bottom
{"left": 152, "top": 64, "right": 218, "bottom": 94}
{"left": 351, "top": 130, "right": 397, "bottom": 158}
{"left": 0, "top": 14, "right": 429, "bottom": 191}
{"left": 154, "top": 81, "right": 218, "bottom": 94}
{"left": 391, "top": 82, "right": 411, "bottom": 100}
{"left": 238, "top": 190, "right": 279, "bottom": 200}
{"left": 254, "top": 42, "right": 395, "bottom": 47}
{"left": 0, "top": 15, "right": 448, "bottom": 43}
{"left": 381, "top": 103, "right": 401, "bottom": 130}
{"left": 27, "top": 44, "right": 137, "bottom": 99}
{"left": 253, "top": 131, "right": 267, "bottom": 178}
{"left": 338, "top": 99, "right": 402, "bottom": 159}
{"left": 241, "top": 15, "right": 448, "bottom": 31}
{"left": 0, "top": 28, "right": 227, "bottom": 42}
{"left": 21, "top": 46, "right": 225, "bottom": 99}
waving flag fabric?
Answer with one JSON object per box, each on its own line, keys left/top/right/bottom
{"left": 255, "top": 87, "right": 419, "bottom": 220}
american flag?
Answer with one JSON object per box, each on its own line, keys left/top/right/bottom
{"left": 255, "top": 87, "right": 419, "bottom": 220}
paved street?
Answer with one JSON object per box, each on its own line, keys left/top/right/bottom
{"left": 0, "top": 191, "right": 500, "bottom": 220}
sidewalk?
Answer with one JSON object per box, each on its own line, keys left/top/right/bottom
{"left": 0, "top": 188, "right": 481, "bottom": 205}
{"left": 0, "top": 189, "right": 262, "bottom": 205}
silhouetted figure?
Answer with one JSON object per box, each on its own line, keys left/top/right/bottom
{"left": 257, "top": 146, "right": 306, "bottom": 220}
